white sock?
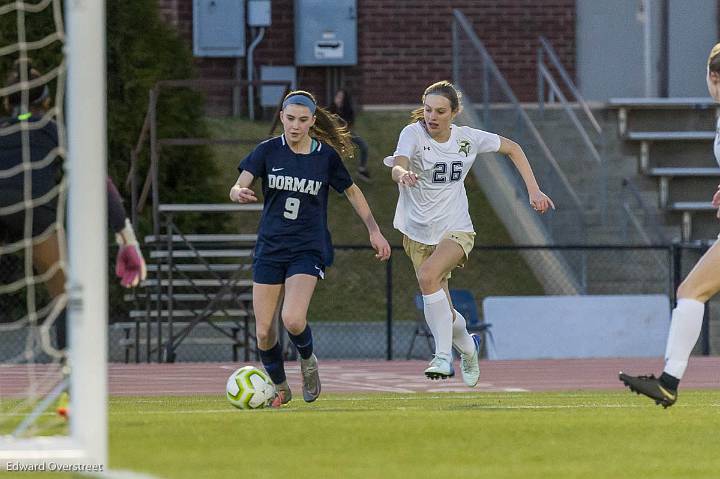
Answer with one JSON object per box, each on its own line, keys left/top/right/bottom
{"left": 452, "top": 309, "right": 475, "bottom": 355}
{"left": 663, "top": 298, "right": 705, "bottom": 379}
{"left": 422, "top": 289, "right": 453, "bottom": 359}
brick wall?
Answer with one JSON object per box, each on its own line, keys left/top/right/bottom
{"left": 157, "top": 0, "right": 575, "bottom": 114}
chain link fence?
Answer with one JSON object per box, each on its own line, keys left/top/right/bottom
{"left": 4, "top": 243, "right": 720, "bottom": 362}
{"left": 100, "top": 243, "right": 689, "bottom": 362}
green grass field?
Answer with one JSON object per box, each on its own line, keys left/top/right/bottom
{"left": 13, "top": 390, "right": 720, "bottom": 479}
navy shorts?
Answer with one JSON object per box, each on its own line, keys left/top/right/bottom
{"left": 252, "top": 255, "right": 326, "bottom": 285}
{"left": 0, "top": 204, "right": 58, "bottom": 244}
{"left": 0, "top": 183, "right": 59, "bottom": 244}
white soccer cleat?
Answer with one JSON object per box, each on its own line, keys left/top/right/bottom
{"left": 424, "top": 354, "right": 455, "bottom": 380}
{"left": 460, "top": 334, "right": 481, "bottom": 387}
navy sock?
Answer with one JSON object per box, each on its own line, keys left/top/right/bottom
{"left": 659, "top": 372, "right": 679, "bottom": 391}
{"left": 288, "top": 324, "right": 314, "bottom": 360}
{"left": 258, "top": 342, "right": 286, "bottom": 385}
{"left": 54, "top": 308, "right": 67, "bottom": 351}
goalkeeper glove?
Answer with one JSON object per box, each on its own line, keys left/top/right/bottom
{"left": 115, "top": 219, "right": 147, "bottom": 288}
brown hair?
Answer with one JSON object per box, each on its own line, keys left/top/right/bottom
{"left": 282, "top": 90, "right": 354, "bottom": 160}
{"left": 4, "top": 59, "right": 47, "bottom": 109}
{"left": 709, "top": 43, "right": 720, "bottom": 73}
{"left": 409, "top": 80, "right": 463, "bottom": 123}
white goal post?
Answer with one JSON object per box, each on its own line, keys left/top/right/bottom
{"left": 0, "top": 0, "right": 108, "bottom": 468}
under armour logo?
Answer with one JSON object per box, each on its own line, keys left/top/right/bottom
{"left": 423, "top": 146, "right": 431, "bottom": 151}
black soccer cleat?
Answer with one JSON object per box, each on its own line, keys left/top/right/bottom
{"left": 618, "top": 371, "right": 677, "bottom": 408}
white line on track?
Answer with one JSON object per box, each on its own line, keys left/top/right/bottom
{"left": 125, "top": 403, "right": 710, "bottom": 414}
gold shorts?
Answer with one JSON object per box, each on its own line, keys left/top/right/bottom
{"left": 402, "top": 231, "right": 476, "bottom": 280}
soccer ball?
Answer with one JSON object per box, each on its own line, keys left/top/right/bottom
{"left": 226, "top": 366, "right": 276, "bottom": 409}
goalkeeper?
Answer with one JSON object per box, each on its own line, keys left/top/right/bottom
{"left": 0, "top": 59, "right": 146, "bottom": 351}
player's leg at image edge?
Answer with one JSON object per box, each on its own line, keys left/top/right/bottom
{"left": 619, "top": 298, "right": 704, "bottom": 408}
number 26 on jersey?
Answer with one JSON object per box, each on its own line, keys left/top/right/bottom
{"left": 432, "top": 161, "right": 463, "bottom": 183}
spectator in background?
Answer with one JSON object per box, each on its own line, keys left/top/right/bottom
{"left": 328, "top": 88, "right": 371, "bottom": 182}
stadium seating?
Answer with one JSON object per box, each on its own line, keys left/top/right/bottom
{"left": 122, "top": 204, "right": 259, "bottom": 362}
{"left": 609, "top": 98, "right": 720, "bottom": 240}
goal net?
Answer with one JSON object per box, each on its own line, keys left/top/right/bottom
{"left": 0, "top": 0, "right": 107, "bottom": 468}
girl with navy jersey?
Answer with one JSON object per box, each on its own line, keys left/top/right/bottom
{"left": 230, "top": 90, "right": 391, "bottom": 406}
{"left": 620, "top": 43, "right": 720, "bottom": 407}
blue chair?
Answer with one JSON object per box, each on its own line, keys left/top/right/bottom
{"left": 407, "top": 289, "right": 492, "bottom": 359}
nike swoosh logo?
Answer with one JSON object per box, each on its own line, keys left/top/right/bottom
{"left": 314, "top": 265, "right": 321, "bottom": 271}
{"left": 658, "top": 385, "right": 676, "bottom": 400}
{"left": 271, "top": 167, "right": 284, "bottom": 172}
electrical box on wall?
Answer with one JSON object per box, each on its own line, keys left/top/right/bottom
{"left": 193, "top": 0, "right": 245, "bottom": 57}
{"left": 248, "top": 0, "right": 271, "bottom": 27}
{"left": 294, "top": 0, "right": 357, "bottom": 66}
{"left": 260, "top": 66, "right": 296, "bottom": 107}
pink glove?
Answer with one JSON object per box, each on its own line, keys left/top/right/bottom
{"left": 115, "top": 219, "right": 147, "bottom": 288}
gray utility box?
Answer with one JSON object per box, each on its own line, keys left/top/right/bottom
{"left": 193, "top": 0, "right": 245, "bottom": 57}
{"left": 260, "top": 66, "right": 296, "bottom": 107}
{"left": 294, "top": 0, "right": 357, "bottom": 66}
{"left": 248, "top": 0, "right": 271, "bottom": 27}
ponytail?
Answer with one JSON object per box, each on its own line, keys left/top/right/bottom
{"left": 283, "top": 90, "right": 354, "bottom": 161}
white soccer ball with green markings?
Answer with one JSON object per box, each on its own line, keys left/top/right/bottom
{"left": 226, "top": 366, "right": 276, "bottom": 409}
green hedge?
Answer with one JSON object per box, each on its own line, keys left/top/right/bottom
{"left": 1, "top": 0, "right": 224, "bottom": 229}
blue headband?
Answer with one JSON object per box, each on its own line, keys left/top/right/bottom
{"left": 282, "top": 94, "right": 316, "bottom": 114}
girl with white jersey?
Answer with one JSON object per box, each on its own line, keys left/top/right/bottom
{"left": 620, "top": 43, "right": 720, "bottom": 408}
{"left": 384, "top": 80, "right": 554, "bottom": 385}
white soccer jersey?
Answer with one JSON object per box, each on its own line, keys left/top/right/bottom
{"left": 383, "top": 122, "right": 501, "bottom": 245}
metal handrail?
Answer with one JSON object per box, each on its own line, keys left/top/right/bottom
{"left": 538, "top": 36, "right": 601, "bottom": 135}
{"left": 621, "top": 177, "right": 670, "bottom": 244}
{"left": 127, "top": 78, "right": 291, "bottom": 235}
{"left": 127, "top": 105, "right": 152, "bottom": 225}
{"left": 535, "top": 36, "right": 608, "bottom": 222}
{"left": 452, "top": 10, "right": 584, "bottom": 214}
{"left": 537, "top": 62, "right": 602, "bottom": 165}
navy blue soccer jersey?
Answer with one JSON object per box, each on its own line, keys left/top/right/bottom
{"left": 0, "top": 115, "right": 60, "bottom": 201}
{"left": 238, "top": 134, "right": 353, "bottom": 265}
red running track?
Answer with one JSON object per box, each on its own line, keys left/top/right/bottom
{"left": 1, "top": 357, "right": 719, "bottom": 398}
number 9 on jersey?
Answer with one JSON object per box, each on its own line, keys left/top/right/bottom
{"left": 284, "top": 197, "right": 300, "bottom": 220}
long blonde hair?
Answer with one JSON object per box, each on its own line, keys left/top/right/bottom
{"left": 283, "top": 90, "right": 354, "bottom": 160}
{"left": 409, "top": 80, "right": 463, "bottom": 123}
{"left": 709, "top": 43, "right": 720, "bottom": 73}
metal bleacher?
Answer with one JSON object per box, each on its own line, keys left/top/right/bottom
{"left": 122, "top": 204, "right": 261, "bottom": 363}
{"left": 122, "top": 78, "right": 293, "bottom": 362}
{"left": 609, "top": 97, "right": 720, "bottom": 240}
